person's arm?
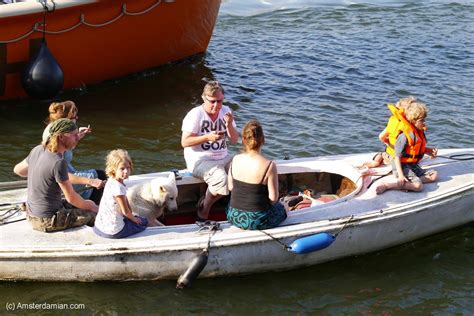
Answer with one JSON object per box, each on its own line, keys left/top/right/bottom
{"left": 223, "top": 112, "right": 239, "bottom": 144}
{"left": 267, "top": 162, "right": 279, "bottom": 204}
{"left": 13, "top": 158, "right": 28, "bottom": 177}
{"left": 58, "top": 180, "right": 98, "bottom": 212}
{"left": 68, "top": 173, "right": 104, "bottom": 189}
{"left": 78, "top": 125, "right": 92, "bottom": 140}
{"left": 227, "top": 164, "right": 234, "bottom": 191}
{"left": 393, "top": 134, "right": 408, "bottom": 183}
{"left": 181, "top": 131, "right": 221, "bottom": 148}
{"left": 115, "top": 195, "right": 141, "bottom": 225}
{"left": 393, "top": 156, "right": 407, "bottom": 183}
{"left": 378, "top": 128, "right": 389, "bottom": 144}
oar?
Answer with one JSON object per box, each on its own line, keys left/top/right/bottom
{"left": 0, "top": 180, "right": 27, "bottom": 190}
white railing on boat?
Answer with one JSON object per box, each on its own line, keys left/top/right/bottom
{"left": 0, "top": 0, "right": 97, "bottom": 18}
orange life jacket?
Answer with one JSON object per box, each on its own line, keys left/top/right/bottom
{"left": 385, "top": 104, "right": 413, "bottom": 157}
{"left": 399, "top": 126, "right": 426, "bottom": 163}
{"left": 385, "top": 104, "right": 427, "bottom": 163}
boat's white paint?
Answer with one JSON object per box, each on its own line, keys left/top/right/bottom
{"left": 0, "top": 148, "right": 472, "bottom": 281}
{"left": 0, "top": 0, "right": 97, "bottom": 18}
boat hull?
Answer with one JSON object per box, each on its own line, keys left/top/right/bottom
{"left": 0, "top": 149, "right": 473, "bottom": 281}
{"left": 0, "top": 0, "right": 221, "bottom": 100}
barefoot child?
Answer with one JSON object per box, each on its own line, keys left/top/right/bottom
{"left": 94, "top": 149, "right": 148, "bottom": 238}
{"left": 375, "top": 101, "right": 438, "bottom": 194}
{"left": 363, "top": 96, "right": 417, "bottom": 168}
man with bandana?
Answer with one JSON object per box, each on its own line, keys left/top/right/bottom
{"left": 14, "top": 118, "right": 98, "bottom": 232}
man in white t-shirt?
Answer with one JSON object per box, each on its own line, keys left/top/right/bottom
{"left": 181, "top": 81, "right": 239, "bottom": 221}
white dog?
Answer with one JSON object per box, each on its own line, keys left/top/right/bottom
{"left": 127, "top": 173, "right": 178, "bottom": 226}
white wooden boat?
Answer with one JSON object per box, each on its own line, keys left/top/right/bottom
{"left": 0, "top": 148, "right": 473, "bottom": 284}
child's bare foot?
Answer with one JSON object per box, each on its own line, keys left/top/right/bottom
{"left": 363, "top": 161, "right": 380, "bottom": 168}
{"left": 375, "top": 182, "right": 389, "bottom": 195}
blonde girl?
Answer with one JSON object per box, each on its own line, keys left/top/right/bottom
{"left": 93, "top": 149, "right": 148, "bottom": 238}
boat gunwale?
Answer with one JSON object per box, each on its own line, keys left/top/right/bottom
{"left": 0, "top": 0, "right": 97, "bottom": 18}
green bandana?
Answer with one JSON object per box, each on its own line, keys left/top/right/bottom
{"left": 48, "top": 118, "right": 77, "bottom": 138}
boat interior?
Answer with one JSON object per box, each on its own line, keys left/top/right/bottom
{"left": 162, "top": 171, "right": 356, "bottom": 226}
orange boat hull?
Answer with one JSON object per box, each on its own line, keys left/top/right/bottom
{"left": 0, "top": 0, "right": 221, "bottom": 100}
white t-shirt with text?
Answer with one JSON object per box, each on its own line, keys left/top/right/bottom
{"left": 181, "top": 105, "right": 237, "bottom": 171}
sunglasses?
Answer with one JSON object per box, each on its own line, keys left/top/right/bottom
{"left": 204, "top": 96, "right": 224, "bottom": 104}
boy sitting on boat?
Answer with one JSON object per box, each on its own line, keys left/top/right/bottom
{"left": 375, "top": 101, "right": 438, "bottom": 194}
{"left": 363, "top": 96, "right": 417, "bottom": 168}
{"left": 13, "top": 118, "right": 98, "bottom": 232}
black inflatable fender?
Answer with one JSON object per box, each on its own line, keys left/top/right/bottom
{"left": 21, "top": 39, "right": 64, "bottom": 100}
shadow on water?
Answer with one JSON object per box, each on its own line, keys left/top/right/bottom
{"left": 1, "top": 224, "right": 472, "bottom": 314}
{"left": 0, "top": 54, "right": 217, "bottom": 181}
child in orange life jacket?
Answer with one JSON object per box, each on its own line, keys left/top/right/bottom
{"left": 375, "top": 101, "right": 438, "bottom": 194}
{"left": 363, "top": 96, "right": 418, "bottom": 168}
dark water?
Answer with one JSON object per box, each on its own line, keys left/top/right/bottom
{"left": 1, "top": 0, "right": 473, "bottom": 314}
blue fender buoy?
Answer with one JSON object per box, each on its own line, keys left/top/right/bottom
{"left": 289, "top": 232, "right": 336, "bottom": 254}
{"left": 21, "top": 39, "right": 64, "bottom": 99}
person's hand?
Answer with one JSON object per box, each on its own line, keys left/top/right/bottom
{"left": 131, "top": 216, "right": 142, "bottom": 225}
{"left": 78, "top": 125, "right": 92, "bottom": 139}
{"left": 427, "top": 147, "right": 438, "bottom": 158}
{"left": 86, "top": 200, "right": 99, "bottom": 213}
{"left": 398, "top": 175, "right": 409, "bottom": 184}
{"left": 206, "top": 131, "right": 223, "bottom": 142}
{"left": 88, "top": 178, "right": 105, "bottom": 189}
{"left": 223, "top": 112, "right": 233, "bottom": 127}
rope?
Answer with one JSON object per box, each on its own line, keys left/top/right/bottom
{"left": 437, "top": 154, "right": 474, "bottom": 161}
{"left": 0, "top": 203, "right": 25, "bottom": 225}
{"left": 124, "top": 1, "right": 162, "bottom": 16}
{"left": 0, "top": 0, "right": 164, "bottom": 43}
{"left": 196, "top": 221, "right": 220, "bottom": 251}
{"left": 35, "top": 21, "right": 82, "bottom": 34}
{"left": 334, "top": 215, "right": 354, "bottom": 237}
{"left": 367, "top": 170, "right": 392, "bottom": 189}
{"left": 80, "top": 11, "right": 124, "bottom": 28}
{"left": 0, "top": 29, "right": 36, "bottom": 44}
{"left": 39, "top": 0, "right": 56, "bottom": 13}
{"left": 259, "top": 229, "right": 291, "bottom": 251}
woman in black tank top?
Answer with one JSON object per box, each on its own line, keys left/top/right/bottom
{"left": 226, "top": 120, "right": 287, "bottom": 230}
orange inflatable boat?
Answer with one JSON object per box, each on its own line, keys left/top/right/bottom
{"left": 0, "top": 0, "right": 221, "bottom": 100}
